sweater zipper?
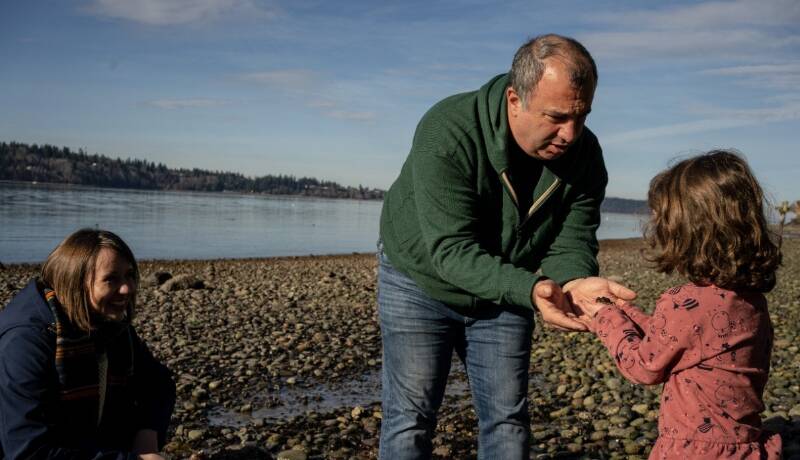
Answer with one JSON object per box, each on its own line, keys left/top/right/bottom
{"left": 521, "top": 178, "right": 561, "bottom": 228}
{"left": 500, "top": 170, "right": 562, "bottom": 232}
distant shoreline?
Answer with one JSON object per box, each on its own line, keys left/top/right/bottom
{"left": 0, "top": 179, "right": 649, "bottom": 213}
{"left": 0, "top": 238, "right": 649, "bottom": 268}
{"left": 0, "top": 179, "right": 381, "bottom": 204}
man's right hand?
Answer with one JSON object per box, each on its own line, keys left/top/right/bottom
{"left": 531, "top": 279, "right": 589, "bottom": 331}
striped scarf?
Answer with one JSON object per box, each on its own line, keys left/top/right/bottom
{"left": 43, "top": 287, "right": 134, "bottom": 426}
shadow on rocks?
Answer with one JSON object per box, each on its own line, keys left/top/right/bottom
{"left": 205, "top": 446, "right": 273, "bottom": 460}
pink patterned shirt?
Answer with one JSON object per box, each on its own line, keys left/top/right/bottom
{"left": 592, "top": 283, "right": 782, "bottom": 459}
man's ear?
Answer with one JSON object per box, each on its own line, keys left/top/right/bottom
{"left": 506, "top": 87, "right": 522, "bottom": 116}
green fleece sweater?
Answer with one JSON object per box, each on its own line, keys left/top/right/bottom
{"left": 380, "top": 74, "right": 607, "bottom": 310}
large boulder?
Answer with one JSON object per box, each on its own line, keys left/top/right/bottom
{"left": 160, "top": 274, "right": 205, "bottom": 292}
{"left": 141, "top": 271, "right": 172, "bottom": 287}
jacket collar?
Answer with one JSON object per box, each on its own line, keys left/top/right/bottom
{"left": 0, "top": 278, "right": 54, "bottom": 338}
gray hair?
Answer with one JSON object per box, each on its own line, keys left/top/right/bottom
{"left": 509, "top": 34, "right": 597, "bottom": 107}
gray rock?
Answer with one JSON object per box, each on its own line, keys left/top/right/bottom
{"left": 142, "top": 271, "right": 172, "bottom": 287}
{"left": 276, "top": 450, "right": 307, "bottom": 460}
{"left": 160, "top": 274, "right": 205, "bottom": 292}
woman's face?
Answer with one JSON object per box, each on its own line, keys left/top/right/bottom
{"left": 87, "top": 247, "right": 136, "bottom": 321}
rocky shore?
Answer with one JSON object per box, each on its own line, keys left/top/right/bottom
{"left": 1, "top": 239, "right": 798, "bottom": 459}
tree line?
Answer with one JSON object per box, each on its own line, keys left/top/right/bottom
{"left": 1, "top": 141, "right": 658, "bottom": 212}
{"left": 0, "top": 141, "right": 384, "bottom": 200}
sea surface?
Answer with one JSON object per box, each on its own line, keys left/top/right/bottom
{"left": 0, "top": 181, "right": 646, "bottom": 263}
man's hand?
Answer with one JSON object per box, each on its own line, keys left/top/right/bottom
{"left": 563, "top": 277, "right": 637, "bottom": 319}
{"left": 532, "top": 279, "right": 589, "bottom": 331}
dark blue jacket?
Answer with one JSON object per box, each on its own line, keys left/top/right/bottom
{"left": 0, "top": 280, "right": 176, "bottom": 460}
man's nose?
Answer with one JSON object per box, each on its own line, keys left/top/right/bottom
{"left": 558, "top": 120, "right": 581, "bottom": 144}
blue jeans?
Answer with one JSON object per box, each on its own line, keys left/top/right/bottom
{"left": 377, "top": 247, "right": 534, "bottom": 460}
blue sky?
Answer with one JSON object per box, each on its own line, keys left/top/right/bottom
{"left": 1, "top": 0, "right": 798, "bottom": 201}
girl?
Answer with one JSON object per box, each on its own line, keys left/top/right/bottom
{"left": 581, "top": 150, "right": 782, "bottom": 459}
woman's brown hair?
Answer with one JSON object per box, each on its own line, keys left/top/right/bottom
{"left": 40, "top": 229, "right": 139, "bottom": 331}
{"left": 644, "top": 150, "right": 781, "bottom": 292}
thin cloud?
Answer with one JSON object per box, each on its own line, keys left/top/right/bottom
{"left": 146, "top": 98, "right": 229, "bottom": 109}
{"left": 306, "top": 99, "right": 337, "bottom": 109}
{"left": 238, "top": 70, "right": 316, "bottom": 91}
{"left": 702, "top": 63, "right": 800, "bottom": 76}
{"left": 324, "top": 110, "right": 376, "bottom": 121}
{"left": 582, "top": 30, "right": 797, "bottom": 59}
{"left": 590, "top": 0, "right": 800, "bottom": 29}
{"left": 581, "top": 0, "right": 799, "bottom": 59}
{"left": 604, "top": 102, "right": 800, "bottom": 145}
{"left": 238, "top": 70, "right": 377, "bottom": 122}
{"left": 85, "top": 0, "right": 271, "bottom": 26}
{"left": 700, "top": 63, "right": 800, "bottom": 89}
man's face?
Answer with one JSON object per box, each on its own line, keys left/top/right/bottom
{"left": 507, "top": 59, "right": 595, "bottom": 161}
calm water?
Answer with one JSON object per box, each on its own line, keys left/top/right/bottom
{"left": 0, "top": 182, "right": 645, "bottom": 263}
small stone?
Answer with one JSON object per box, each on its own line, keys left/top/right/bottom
{"left": 590, "top": 431, "right": 607, "bottom": 441}
{"left": 623, "top": 440, "right": 642, "bottom": 454}
{"left": 351, "top": 406, "right": 364, "bottom": 419}
{"left": 632, "top": 403, "right": 649, "bottom": 415}
{"left": 593, "top": 420, "right": 610, "bottom": 431}
{"left": 187, "top": 430, "right": 205, "bottom": 441}
{"left": 276, "top": 450, "right": 307, "bottom": 460}
{"left": 566, "top": 443, "right": 582, "bottom": 453}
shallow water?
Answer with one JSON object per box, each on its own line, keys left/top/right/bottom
{"left": 206, "top": 369, "right": 471, "bottom": 427}
{"left": 207, "top": 366, "right": 550, "bottom": 427}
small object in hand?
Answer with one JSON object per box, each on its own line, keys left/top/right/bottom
{"left": 595, "top": 296, "right": 613, "bottom": 305}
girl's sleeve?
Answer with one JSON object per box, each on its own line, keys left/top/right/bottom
{"left": 618, "top": 302, "right": 651, "bottom": 329}
{"left": 592, "top": 293, "right": 697, "bottom": 385}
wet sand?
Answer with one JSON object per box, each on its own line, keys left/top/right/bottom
{"left": 1, "top": 239, "right": 798, "bottom": 459}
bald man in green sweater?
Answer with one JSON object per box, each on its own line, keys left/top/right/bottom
{"left": 377, "top": 34, "right": 636, "bottom": 459}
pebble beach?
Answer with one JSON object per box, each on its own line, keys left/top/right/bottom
{"left": 1, "top": 238, "right": 798, "bottom": 459}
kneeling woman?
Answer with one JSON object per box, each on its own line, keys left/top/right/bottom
{"left": 0, "top": 229, "right": 175, "bottom": 460}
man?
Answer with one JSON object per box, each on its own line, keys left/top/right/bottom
{"left": 377, "top": 34, "right": 636, "bottom": 459}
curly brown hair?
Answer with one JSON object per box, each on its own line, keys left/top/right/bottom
{"left": 644, "top": 150, "right": 781, "bottom": 292}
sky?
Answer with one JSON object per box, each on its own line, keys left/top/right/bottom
{"left": 1, "top": 0, "right": 798, "bottom": 201}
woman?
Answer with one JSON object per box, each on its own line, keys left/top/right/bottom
{"left": 0, "top": 229, "right": 175, "bottom": 460}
